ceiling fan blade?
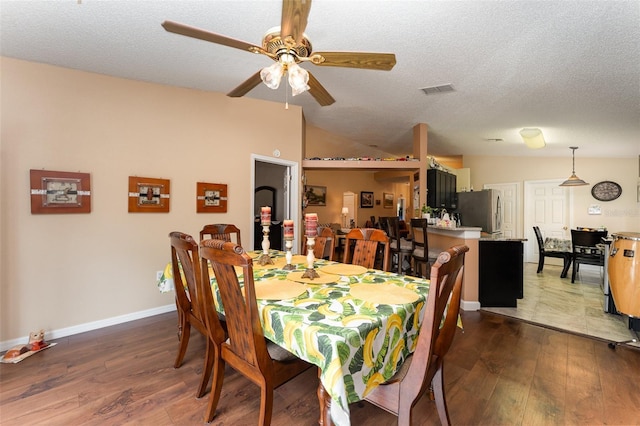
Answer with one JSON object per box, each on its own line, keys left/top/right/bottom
{"left": 280, "top": 0, "right": 312, "bottom": 45}
{"left": 310, "top": 52, "right": 396, "bottom": 71}
{"left": 227, "top": 71, "right": 263, "bottom": 98}
{"left": 162, "top": 20, "right": 264, "bottom": 54}
{"left": 307, "top": 72, "right": 335, "bottom": 106}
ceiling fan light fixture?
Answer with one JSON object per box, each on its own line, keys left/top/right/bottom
{"left": 260, "top": 62, "right": 284, "bottom": 90}
{"left": 559, "top": 146, "right": 589, "bottom": 187}
{"left": 519, "top": 128, "right": 546, "bottom": 149}
{"left": 287, "top": 62, "right": 310, "bottom": 96}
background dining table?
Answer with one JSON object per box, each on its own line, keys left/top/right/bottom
{"left": 158, "top": 249, "right": 431, "bottom": 425}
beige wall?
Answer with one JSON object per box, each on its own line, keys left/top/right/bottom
{"left": 0, "top": 58, "right": 304, "bottom": 344}
{"left": 464, "top": 155, "right": 640, "bottom": 235}
{"left": 304, "top": 170, "right": 410, "bottom": 226}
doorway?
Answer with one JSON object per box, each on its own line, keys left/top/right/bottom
{"left": 252, "top": 155, "right": 299, "bottom": 252}
{"left": 523, "top": 179, "right": 570, "bottom": 264}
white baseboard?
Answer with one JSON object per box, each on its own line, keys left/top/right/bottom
{"left": 461, "top": 300, "right": 481, "bottom": 311}
{"left": 1, "top": 304, "right": 176, "bottom": 352}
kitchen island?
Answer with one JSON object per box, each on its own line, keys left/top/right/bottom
{"left": 427, "top": 226, "right": 482, "bottom": 311}
{"left": 426, "top": 225, "right": 527, "bottom": 310}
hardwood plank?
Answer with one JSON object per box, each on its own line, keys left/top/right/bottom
{"left": 2, "top": 311, "right": 639, "bottom": 425}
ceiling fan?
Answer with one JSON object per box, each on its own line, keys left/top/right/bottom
{"left": 162, "top": 0, "right": 396, "bottom": 106}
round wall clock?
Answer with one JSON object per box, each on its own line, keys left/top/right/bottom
{"left": 591, "top": 181, "right": 622, "bottom": 201}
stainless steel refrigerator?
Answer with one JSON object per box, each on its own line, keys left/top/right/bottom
{"left": 455, "top": 189, "right": 502, "bottom": 234}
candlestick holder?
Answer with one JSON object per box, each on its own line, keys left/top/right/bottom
{"left": 258, "top": 224, "right": 274, "bottom": 266}
{"left": 301, "top": 236, "right": 320, "bottom": 279}
{"left": 282, "top": 237, "right": 295, "bottom": 270}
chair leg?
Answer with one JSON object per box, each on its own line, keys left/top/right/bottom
{"left": 197, "top": 337, "right": 215, "bottom": 398}
{"left": 560, "top": 256, "right": 571, "bottom": 278}
{"left": 203, "top": 343, "right": 225, "bottom": 423}
{"left": 174, "top": 316, "right": 191, "bottom": 368}
{"left": 537, "top": 255, "right": 544, "bottom": 273}
{"left": 571, "top": 259, "right": 577, "bottom": 283}
{"left": 432, "top": 364, "right": 451, "bottom": 426}
{"left": 258, "top": 384, "right": 274, "bottom": 426}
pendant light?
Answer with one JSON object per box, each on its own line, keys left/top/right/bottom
{"left": 559, "top": 146, "right": 589, "bottom": 186}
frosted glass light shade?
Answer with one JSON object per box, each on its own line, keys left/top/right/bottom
{"left": 519, "top": 128, "right": 546, "bottom": 149}
{"left": 287, "top": 63, "right": 310, "bottom": 96}
{"left": 260, "top": 62, "right": 284, "bottom": 90}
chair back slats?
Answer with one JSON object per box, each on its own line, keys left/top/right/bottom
{"left": 200, "top": 224, "right": 242, "bottom": 246}
{"left": 302, "top": 226, "right": 335, "bottom": 261}
{"left": 406, "top": 245, "right": 468, "bottom": 396}
{"left": 343, "top": 228, "right": 390, "bottom": 271}
{"left": 170, "top": 232, "right": 204, "bottom": 327}
{"left": 200, "top": 239, "right": 269, "bottom": 370}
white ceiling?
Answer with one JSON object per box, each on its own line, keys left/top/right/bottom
{"left": 1, "top": 0, "right": 639, "bottom": 158}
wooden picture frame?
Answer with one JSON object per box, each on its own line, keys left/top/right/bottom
{"left": 128, "top": 176, "right": 170, "bottom": 213}
{"left": 304, "top": 185, "right": 327, "bottom": 206}
{"left": 383, "top": 192, "right": 394, "bottom": 208}
{"left": 197, "top": 182, "right": 228, "bottom": 213}
{"left": 360, "top": 191, "right": 374, "bottom": 208}
{"left": 30, "top": 169, "right": 91, "bottom": 214}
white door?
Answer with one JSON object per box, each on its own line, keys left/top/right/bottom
{"left": 484, "top": 182, "right": 519, "bottom": 238}
{"left": 524, "top": 179, "right": 570, "bottom": 263}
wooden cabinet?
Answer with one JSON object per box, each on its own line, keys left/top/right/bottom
{"left": 427, "top": 169, "right": 457, "bottom": 209}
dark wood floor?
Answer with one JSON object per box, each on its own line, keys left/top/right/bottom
{"left": 2, "top": 311, "right": 639, "bottom": 425}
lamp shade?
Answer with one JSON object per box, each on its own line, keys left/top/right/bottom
{"left": 559, "top": 146, "right": 589, "bottom": 186}
{"left": 341, "top": 207, "right": 349, "bottom": 215}
{"left": 260, "top": 62, "right": 284, "bottom": 90}
{"left": 519, "top": 128, "right": 546, "bottom": 149}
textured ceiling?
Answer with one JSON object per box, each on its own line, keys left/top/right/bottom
{"left": 1, "top": 0, "right": 638, "bottom": 158}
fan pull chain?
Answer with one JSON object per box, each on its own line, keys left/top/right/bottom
{"left": 285, "top": 72, "right": 289, "bottom": 110}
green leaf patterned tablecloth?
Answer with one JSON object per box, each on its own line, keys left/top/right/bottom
{"left": 158, "top": 250, "right": 429, "bottom": 426}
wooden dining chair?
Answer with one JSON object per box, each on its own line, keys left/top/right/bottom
{"left": 342, "top": 228, "right": 390, "bottom": 271}
{"left": 410, "top": 218, "right": 441, "bottom": 278}
{"left": 169, "top": 231, "right": 227, "bottom": 406}
{"left": 302, "top": 225, "right": 336, "bottom": 260}
{"left": 384, "top": 216, "right": 413, "bottom": 274}
{"left": 199, "top": 223, "right": 242, "bottom": 245}
{"left": 199, "top": 239, "right": 312, "bottom": 425}
{"left": 364, "top": 244, "right": 469, "bottom": 426}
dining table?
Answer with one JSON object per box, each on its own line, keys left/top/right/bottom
{"left": 157, "top": 249, "right": 432, "bottom": 426}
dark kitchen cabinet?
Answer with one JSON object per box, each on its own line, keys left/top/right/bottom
{"left": 479, "top": 240, "right": 524, "bottom": 307}
{"left": 427, "top": 169, "right": 457, "bottom": 209}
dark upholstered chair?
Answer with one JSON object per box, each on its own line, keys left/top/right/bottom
{"left": 364, "top": 245, "right": 469, "bottom": 425}
{"left": 533, "top": 226, "right": 572, "bottom": 278}
{"left": 571, "top": 229, "right": 608, "bottom": 283}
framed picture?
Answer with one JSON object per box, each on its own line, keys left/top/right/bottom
{"left": 128, "top": 176, "right": 170, "bottom": 213}
{"left": 383, "top": 192, "right": 394, "bottom": 208}
{"left": 304, "top": 185, "right": 327, "bottom": 206}
{"left": 360, "top": 191, "right": 374, "bottom": 208}
{"left": 30, "top": 169, "right": 91, "bottom": 214}
{"left": 197, "top": 182, "right": 228, "bottom": 213}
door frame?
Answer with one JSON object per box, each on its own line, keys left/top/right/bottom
{"left": 251, "top": 154, "right": 299, "bottom": 251}
{"left": 523, "top": 179, "right": 572, "bottom": 263}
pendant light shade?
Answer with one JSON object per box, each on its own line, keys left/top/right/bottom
{"left": 519, "top": 128, "right": 546, "bottom": 149}
{"left": 559, "top": 146, "right": 589, "bottom": 186}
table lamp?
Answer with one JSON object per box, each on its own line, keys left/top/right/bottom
{"left": 341, "top": 207, "right": 349, "bottom": 231}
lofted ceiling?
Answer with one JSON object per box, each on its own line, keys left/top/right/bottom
{"left": 1, "top": 0, "right": 638, "bottom": 159}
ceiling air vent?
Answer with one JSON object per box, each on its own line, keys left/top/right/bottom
{"left": 421, "top": 84, "right": 454, "bottom": 95}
